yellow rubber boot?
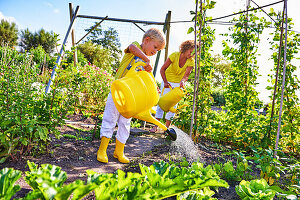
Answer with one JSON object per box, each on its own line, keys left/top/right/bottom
{"left": 97, "top": 137, "right": 110, "bottom": 163}
{"left": 113, "top": 139, "right": 130, "bottom": 163}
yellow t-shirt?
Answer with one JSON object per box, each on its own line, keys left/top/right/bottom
{"left": 165, "top": 52, "right": 194, "bottom": 83}
{"left": 115, "top": 41, "right": 142, "bottom": 79}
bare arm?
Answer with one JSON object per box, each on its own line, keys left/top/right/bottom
{"left": 160, "top": 58, "right": 172, "bottom": 88}
{"left": 127, "top": 44, "right": 152, "bottom": 72}
{"left": 180, "top": 66, "right": 193, "bottom": 87}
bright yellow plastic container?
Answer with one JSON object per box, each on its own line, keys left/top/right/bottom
{"left": 111, "top": 61, "right": 168, "bottom": 131}
{"left": 158, "top": 86, "right": 186, "bottom": 113}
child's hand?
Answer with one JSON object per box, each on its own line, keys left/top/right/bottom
{"left": 143, "top": 61, "right": 152, "bottom": 72}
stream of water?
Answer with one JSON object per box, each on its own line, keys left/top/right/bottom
{"left": 170, "top": 126, "right": 203, "bottom": 162}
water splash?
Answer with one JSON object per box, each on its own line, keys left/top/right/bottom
{"left": 170, "top": 126, "right": 203, "bottom": 163}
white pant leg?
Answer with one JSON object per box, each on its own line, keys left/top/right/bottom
{"left": 100, "top": 93, "right": 120, "bottom": 139}
{"left": 116, "top": 115, "right": 132, "bottom": 144}
{"left": 155, "top": 82, "right": 180, "bottom": 120}
{"left": 155, "top": 83, "right": 170, "bottom": 119}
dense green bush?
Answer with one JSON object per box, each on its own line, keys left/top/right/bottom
{"left": 77, "top": 41, "right": 115, "bottom": 74}
{"left": 211, "top": 87, "right": 225, "bottom": 106}
{"left": 78, "top": 63, "right": 114, "bottom": 116}
{"left": 0, "top": 46, "right": 77, "bottom": 162}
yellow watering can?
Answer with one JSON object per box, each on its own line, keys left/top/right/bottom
{"left": 111, "top": 60, "right": 177, "bottom": 141}
{"left": 158, "top": 86, "right": 187, "bottom": 113}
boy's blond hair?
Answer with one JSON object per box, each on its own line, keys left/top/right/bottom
{"left": 143, "top": 28, "right": 166, "bottom": 49}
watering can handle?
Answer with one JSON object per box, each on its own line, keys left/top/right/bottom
{"left": 181, "top": 85, "right": 187, "bottom": 95}
{"left": 126, "top": 61, "right": 147, "bottom": 77}
{"left": 161, "top": 85, "right": 187, "bottom": 96}
{"left": 161, "top": 85, "right": 173, "bottom": 96}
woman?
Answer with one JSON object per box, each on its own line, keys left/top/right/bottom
{"left": 150, "top": 40, "right": 198, "bottom": 133}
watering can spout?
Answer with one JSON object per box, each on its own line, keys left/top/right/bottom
{"left": 134, "top": 110, "right": 177, "bottom": 141}
{"left": 134, "top": 110, "right": 167, "bottom": 131}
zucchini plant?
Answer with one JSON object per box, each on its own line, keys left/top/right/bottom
{"left": 235, "top": 179, "right": 277, "bottom": 200}
{"left": 1, "top": 160, "right": 228, "bottom": 200}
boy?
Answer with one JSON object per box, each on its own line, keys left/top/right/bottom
{"left": 97, "top": 28, "right": 166, "bottom": 163}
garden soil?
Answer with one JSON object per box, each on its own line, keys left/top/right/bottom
{"left": 1, "top": 114, "right": 239, "bottom": 200}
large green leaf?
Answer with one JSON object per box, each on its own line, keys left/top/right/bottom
{"left": 0, "top": 168, "right": 21, "bottom": 200}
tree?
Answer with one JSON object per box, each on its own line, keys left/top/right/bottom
{"left": 19, "top": 28, "right": 58, "bottom": 54}
{"left": 0, "top": 19, "right": 18, "bottom": 47}
{"left": 77, "top": 41, "right": 114, "bottom": 72}
{"left": 86, "top": 25, "right": 122, "bottom": 73}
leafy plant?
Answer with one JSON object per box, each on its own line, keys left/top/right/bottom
{"left": 235, "top": 179, "right": 277, "bottom": 200}
{"left": 221, "top": 160, "right": 249, "bottom": 181}
{"left": 0, "top": 168, "right": 21, "bottom": 200}
{"left": 24, "top": 160, "right": 95, "bottom": 200}
{"left": 178, "top": 188, "right": 217, "bottom": 200}
{"left": 0, "top": 46, "right": 79, "bottom": 162}
{"left": 266, "top": 9, "right": 300, "bottom": 153}
{"left": 77, "top": 63, "right": 114, "bottom": 116}
{"left": 88, "top": 160, "right": 229, "bottom": 200}
{"left": 250, "top": 147, "right": 283, "bottom": 185}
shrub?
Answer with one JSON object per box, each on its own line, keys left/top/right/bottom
{"left": 0, "top": 46, "right": 76, "bottom": 161}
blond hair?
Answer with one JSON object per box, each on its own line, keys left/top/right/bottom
{"left": 179, "top": 40, "right": 198, "bottom": 53}
{"left": 143, "top": 28, "right": 166, "bottom": 49}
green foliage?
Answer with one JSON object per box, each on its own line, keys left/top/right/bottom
{"left": 19, "top": 28, "right": 59, "bottom": 54}
{"left": 77, "top": 41, "right": 115, "bottom": 74}
{"left": 28, "top": 45, "right": 56, "bottom": 74}
{"left": 63, "top": 48, "right": 88, "bottom": 68}
{"left": 78, "top": 63, "right": 114, "bottom": 116}
{"left": 88, "top": 160, "right": 228, "bottom": 199}
{"left": 0, "top": 46, "right": 76, "bottom": 161}
{"left": 24, "top": 161, "right": 96, "bottom": 200}
{"left": 266, "top": 10, "right": 300, "bottom": 154}
{"left": 178, "top": 189, "right": 217, "bottom": 200}
{"left": 0, "top": 168, "right": 21, "bottom": 200}
{"left": 250, "top": 147, "right": 284, "bottom": 186}
{"left": 235, "top": 179, "right": 277, "bottom": 200}
{"left": 0, "top": 19, "right": 18, "bottom": 47}
{"left": 131, "top": 118, "right": 142, "bottom": 128}
{"left": 190, "top": 0, "right": 216, "bottom": 138}
{"left": 86, "top": 25, "right": 122, "bottom": 73}
{"left": 214, "top": 151, "right": 251, "bottom": 181}
{"left": 2, "top": 160, "right": 228, "bottom": 199}
{"left": 138, "top": 161, "right": 229, "bottom": 199}
{"left": 211, "top": 87, "right": 225, "bottom": 106}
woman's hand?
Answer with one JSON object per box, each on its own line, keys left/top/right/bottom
{"left": 180, "top": 80, "right": 186, "bottom": 88}
{"left": 164, "top": 81, "right": 171, "bottom": 88}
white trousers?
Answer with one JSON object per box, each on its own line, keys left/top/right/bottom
{"left": 155, "top": 82, "right": 180, "bottom": 120}
{"left": 100, "top": 93, "right": 132, "bottom": 144}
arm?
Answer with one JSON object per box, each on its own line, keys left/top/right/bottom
{"left": 160, "top": 58, "right": 172, "bottom": 88}
{"left": 180, "top": 66, "right": 193, "bottom": 88}
{"left": 127, "top": 44, "right": 152, "bottom": 72}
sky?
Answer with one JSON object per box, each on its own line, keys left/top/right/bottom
{"left": 1, "top": 0, "right": 299, "bottom": 103}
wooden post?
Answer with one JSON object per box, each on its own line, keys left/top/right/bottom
{"left": 153, "top": 11, "right": 171, "bottom": 77}
{"left": 164, "top": 11, "right": 171, "bottom": 61}
{"left": 69, "top": 3, "right": 77, "bottom": 67}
